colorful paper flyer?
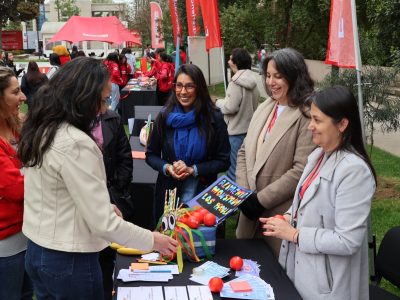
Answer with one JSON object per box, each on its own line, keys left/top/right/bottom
{"left": 187, "top": 175, "right": 252, "bottom": 223}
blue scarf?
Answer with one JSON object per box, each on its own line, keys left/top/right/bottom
{"left": 166, "top": 105, "right": 206, "bottom": 166}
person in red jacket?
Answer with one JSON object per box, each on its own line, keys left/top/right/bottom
{"left": 104, "top": 53, "right": 123, "bottom": 111}
{"left": 143, "top": 52, "right": 161, "bottom": 78}
{"left": 119, "top": 54, "right": 132, "bottom": 88}
{"left": 179, "top": 46, "right": 187, "bottom": 64}
{"left": 157, "top": 52, "right": 175, "bottom": 105}
{"left": 0, "top": 66, "right": 33, "bottom": 299}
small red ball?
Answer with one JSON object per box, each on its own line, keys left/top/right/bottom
{"left": 203, "top": 213, "right": 217, "bottom": 227}
{"left": 208, "top": 277, "right": 224, "bottom": 293}
{"left": 229, "top": 256, "right": 244, "bottom": 271}
{"left": 187, "top": 217, "right": 199, "bottom": 229}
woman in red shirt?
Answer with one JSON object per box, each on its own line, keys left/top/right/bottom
{"left": 119, "top": 54, "right": 132, "bottom": 88}
{"left": 0, "top": 66, "right": 33, "bottom": 299}
{"left": 104, "top": 53, "right": 123, "bottom": 111}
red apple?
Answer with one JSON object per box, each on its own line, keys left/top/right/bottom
{"left": 229, "top": 256, "right": 244, "bottom": 271}
{"left": 191, "top": 211, "right": 204, "bottom": 224}
{"left": 208, "top": 277, "right": 224, "bottom": 293}
{"left": 203, "top": 213, "right": 217, "bottom": 227}
{"left": 187, "top": 217, "right": 199, "bottom": 229}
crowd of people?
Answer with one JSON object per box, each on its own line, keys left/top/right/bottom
{"left": 0, "top": 45, "right": 377, "bottom": 300}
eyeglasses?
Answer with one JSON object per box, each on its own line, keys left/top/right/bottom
{"left": 173, "top": 83, "right": 196, "bottom": 92}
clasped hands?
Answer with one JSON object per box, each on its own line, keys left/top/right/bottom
{"left": 259, "top": 215, "right": 298, "bottom": 243}
{"left": 166, "top": 160, "right": 194, "bottom": 181}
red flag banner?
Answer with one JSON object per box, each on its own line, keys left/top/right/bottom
{"left": 169, "top": 0, "right": 182, "bottom": 43}
{"left": 325, "top": 0, "right": 356, "bottom": 68}
{"left": 186, "top": 0, "right": 201, "bottom": 36}
{"left": 150, "top": 2, "right": 165, "bottom": 49}
{"left": 199, "top": 0, "right": 222, "bottom": 51}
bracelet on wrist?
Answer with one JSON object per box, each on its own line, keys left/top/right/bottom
{"left": 292, "top": 230, "right": 299, "bottom": 244}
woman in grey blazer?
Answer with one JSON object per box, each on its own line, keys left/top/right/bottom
{"left": 261, "top": 86, "right": 377, "bottom": 300}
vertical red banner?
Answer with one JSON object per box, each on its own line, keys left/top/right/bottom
{"left": 150, "top": 2, "right": 165, "bottom": 49}
{"left": 168, "top": 0, "right": 182, "bottom": 43}
{"left": 186, "top": 0, "right": 201, "bottom": 36}
{"left": 199, "top": 0, "right": 222, "bottom": 51}
{"left": 325, "top": 0, "right": 356, "bottom": 68}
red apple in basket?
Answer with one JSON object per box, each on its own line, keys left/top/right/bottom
{"left": 187, "top": 217, "right": 199, "bottom": 229}
{"left": 208, "top": 277, "right": 224, "bottom": 293}
{"left": 203, "top": 213, "right": 216, "bottom": 227}
{"left": 191, "top": 211, "right": 204, "bottom": 224}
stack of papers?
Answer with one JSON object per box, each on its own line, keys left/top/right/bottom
{"left": 235, "top": 259, "right": 261, "bottom": 277}
{"left": 220, "top": 274, "right": 275, "bottom": 300}
{"left": 117, "top": 286, "right": 213, "bottom": 300}
{"left": 189, "top": 261, "right": 230, "bottom": 285}
{"left": 117, "top": 286, "right": 163, "bottom": 300}
{"left": 117, "top": 265, "right": 179, "bottom": 282}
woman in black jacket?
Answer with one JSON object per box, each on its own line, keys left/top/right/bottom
{"left": 4, "top": 52, "right": 24, "bottom": 77}
{"left": 21, "top": 62, "right": 48, "bottom": 109}
{"left": 92, "top": 104, "right": 133, "bottom": 300}
{"left": 146, "top": 64, "right": 230, "bottom": 224}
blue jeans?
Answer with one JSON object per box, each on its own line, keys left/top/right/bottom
{"left": 0, "top": 251, "right": 33, "bottom": 300}
{"left": 110, "top": 83, "right": 120, "bottom": 111}
{"left": 228, "top": 134, "right": 246, "bottom": 181}
{"left": 25, "top": 240, "right": 103, "bottom": 300}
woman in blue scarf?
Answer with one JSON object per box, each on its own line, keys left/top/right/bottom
{"left": 146, "top": 64, "right": 230, "bottom": 223}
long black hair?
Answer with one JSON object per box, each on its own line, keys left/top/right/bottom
{"left": 262, "top": 48, "right": 314, "bottom": 110}
{"left": 157, "top": 64, "right": 216, "bottom": 147}
{"left": 18, "top": 57, "right": 110, "bottom": 167}
{"left": 313, "top": 85, "right": 377, "bottom": 183}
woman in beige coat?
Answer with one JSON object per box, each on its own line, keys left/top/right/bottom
{"left": 18, "top": 57, "right": 177, "bottom": 299}
{"left": 236, "top": 48, "right": 315, "bottom": 257}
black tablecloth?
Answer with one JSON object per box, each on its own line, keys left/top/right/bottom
{"left": 129, "top": 136, "right": 158, "bottom": 230}
{"left": 113, "top": 239, "right": 302, "bottom": 300}
{"left": 120, "top": 86, "right": 157, "bottom": 124}
{"left": 130, "top": 136, "right": 158, "bottom": 185}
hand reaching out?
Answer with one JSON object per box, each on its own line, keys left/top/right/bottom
{"left": 152, "top": 232, "right": 178, "bottom": 256}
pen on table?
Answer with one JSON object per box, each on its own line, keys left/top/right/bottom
{"left": 131, "top": 270, "right": 172, "bottom": 273}
{"left": 136, "top": 259, "right": 167, "bottom": 265}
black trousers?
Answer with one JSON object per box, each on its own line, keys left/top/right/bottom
{"left": 99, "top": 246, "right": 116, "bottom": 300}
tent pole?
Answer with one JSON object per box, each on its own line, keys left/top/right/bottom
{"left": 221, "top": 46, "right": 227, "bottom": 93}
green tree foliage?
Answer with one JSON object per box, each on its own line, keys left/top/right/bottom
{"left": 220, "top": 3, "right": 268, "bottom": 55}
{"left": 321, "top": 67, "right": 400, "bottom": 149}
{"left": 126, "top": 0, "right": 151, "bottom": 53}
{"left": 54, "top": 0, "right": 80, "bottom": 22}
{"left": 0, "top": 0, "right": 43, "bottom": 49}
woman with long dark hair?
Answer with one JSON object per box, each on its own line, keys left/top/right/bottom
{"left": 21, "top": 61, "right": 48, "bottom": 109}
{"left": 18, "top": 57, "right": 177, "bottom": 299}
{"left": 146, "top": 64, "right": 230, "bottom": 223}
{"left": 261, "top": 86, "right": 376, "bottom": 299}
{"left": 236, "top": 48, "right": 316, "bottom": 256}
{"left": 4, "top": 52, "right": 24, "bottom": 77}
{"left": 0, "top": 67, "right": 33, "bottom": 300}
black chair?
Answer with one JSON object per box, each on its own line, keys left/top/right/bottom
{"left": 369, "top": 226, "right": 400, "bottom": 299}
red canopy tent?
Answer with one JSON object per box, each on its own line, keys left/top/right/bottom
{"left": 48, "top": 16, "right": 141, "bottom": 45}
